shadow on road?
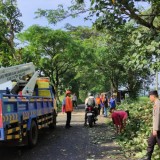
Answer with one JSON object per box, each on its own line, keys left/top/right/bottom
{"left": 0, "top": 108, "right": 129, "bottom": 160}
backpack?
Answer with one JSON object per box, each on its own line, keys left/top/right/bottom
{"left": 87, "top": 97, "right": 95, "bottom": 107}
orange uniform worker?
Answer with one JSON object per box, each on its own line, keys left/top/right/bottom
{"left": 62, "top": 90, "right": 73, "bottom": 129}
{"left": 96, "top": 94, "right": 101, "bottom": 115}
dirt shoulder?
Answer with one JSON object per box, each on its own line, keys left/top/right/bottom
{"left": 86, "top": 113, "right": 129, "bottom": 160}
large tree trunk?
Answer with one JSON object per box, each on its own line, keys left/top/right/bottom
{"left": 110, "top": 72, "right": 119, "bottom": 94}
{"left": 55, "top": 67, "right": 60, "bottom": 102}
{"left": 127, "top": 71, "right": 141, "bottom": 99}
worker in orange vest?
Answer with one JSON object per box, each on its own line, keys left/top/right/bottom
{"left": 96, "top": 94, "right": 101, "bottom": 115}
{"left": 62, "top": 90, "right": 73, "bottom": 129}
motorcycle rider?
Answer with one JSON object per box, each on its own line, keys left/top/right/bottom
{"left": 84, "top": 92, "right": 98, "bottom": 126}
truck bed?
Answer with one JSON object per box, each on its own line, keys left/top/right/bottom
{"left": 0, "top": 93, "right": 55, "bottom": 141}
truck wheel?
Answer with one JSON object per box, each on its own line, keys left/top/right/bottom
{"left": 88, "top": 116, "right": 93, "bottom": 128}
{"left": 28, "top": 120, "right": 38, "bottom": 147}
{"left": 49, "top": 110, "right": 57, "bottom": 129}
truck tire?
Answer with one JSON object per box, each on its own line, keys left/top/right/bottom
{"left": 28, "top": 120, "right": 38, "bottom": 147}
{"left": 88, "top": 116, "right": 93, "bottom": 128}
{"left": 49, "top": 110, "right": 57, "bottom": 129}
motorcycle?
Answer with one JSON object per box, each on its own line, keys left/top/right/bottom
{"left": 86, "top": 106, "right": 98, "bottom": 127}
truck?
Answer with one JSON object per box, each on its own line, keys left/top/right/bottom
{"left": 0, "top": 62, "right": 57, "bottom": 147}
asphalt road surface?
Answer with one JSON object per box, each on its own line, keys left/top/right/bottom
{"left": 0, "top": 105, "right": 131, "bottom": 160}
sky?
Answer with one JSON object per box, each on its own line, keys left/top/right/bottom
{"left": 17, "top": 0, "right": 150, "bottom": 30}
{"left": 17, "top": 0, "right": 93, "bottom": 30}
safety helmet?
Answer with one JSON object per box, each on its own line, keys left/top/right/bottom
{"left": 88, "top": 92, "right": 93, "bottom": 96}
{"left": 66, "top": 90, "right": 71, "bottom": 95}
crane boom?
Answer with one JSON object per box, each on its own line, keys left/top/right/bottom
{"left": 0, "top": 62, "right": 40, "bottom": 96}
{"left": 0, "top": 62, "right": 35, "bottom": 84}
{"left": 22, "top": 71, "right": 39, "bottom": 96}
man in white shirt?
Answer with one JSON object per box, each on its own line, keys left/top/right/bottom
{"left": 72, "top": 93, "right": 78, "bottom": 109}
{"left": 84, "top": 93, "right": 97, "bottom": 126}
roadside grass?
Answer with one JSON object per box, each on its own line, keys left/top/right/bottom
{"left": 138, "top": 96, "right": 149, "bottom": 102}
{"left": 115, "top": 99, "right": 160, "bottom": 160}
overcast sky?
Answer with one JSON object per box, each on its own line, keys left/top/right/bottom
{"left": 17, "top": 0, "right": 150, "bottom": 30}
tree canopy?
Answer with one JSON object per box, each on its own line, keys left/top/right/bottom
{"left": 0, "top": 0, "right": 159, "bottom": 100}
{"left": 35, "top": 0, "right": 160, "bottom": 72}
{"left": 0, "top": 0, "right": 23, "bottom": 66}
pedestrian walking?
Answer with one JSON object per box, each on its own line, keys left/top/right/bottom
{"left": 72, "top": 93, "right": 78, "bottom": 109}
{"left": 62, "top": 90, "right": 73, "bottom": 129}
{"left": 141, "top": 90, "right": 160, "bottom": 160}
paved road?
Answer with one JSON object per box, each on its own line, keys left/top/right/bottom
{"left": 0, "top": 105, "right": 130, "bottom": 160}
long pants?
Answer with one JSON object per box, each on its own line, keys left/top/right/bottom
{"left": 104, "top": 107, "right": 107, "bottom": 116}
{"left": 72, "top": 101, "right": 77, "bottom": 108}
{"left": 147, "top": 131, "right": 160, "bottom": 159}
{"left": 66, "top": 112, "right": 71, "bottom": 127}
{"left": 97, "top": 104, "right": 101, "bottom": 115}
{"left": 102, "top": 106, "right": 104, "bottom": 115}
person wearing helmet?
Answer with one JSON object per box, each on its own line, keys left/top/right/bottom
{"left": 62, "top": 90, "right": 73, "bottom": 129}
{"left": 84, "top": 92, "right": 98, "bottom": 126}
{"left": 85, "top": 92, "right": 95, "bottom": 108}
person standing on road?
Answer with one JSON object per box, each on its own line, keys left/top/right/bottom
{"left": 102, "top": 94, "right": 109, "bottom": 117}
{"left": 100, "top": 93, "right": 104, "bottom": 115}
{"left": 72, "top": 93, "right": 78, "bottom": 109}
{"left": 96, "top": 94, "right": 101, "bottom": 115}
{"left": 62, "top": 90, "right": 73, "bottom": 129}
{"left": 141, "top": 90, "right": 160, "bottom": 160}
{"left": 109, "top": 95, "right": 116, "bottom": 109}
